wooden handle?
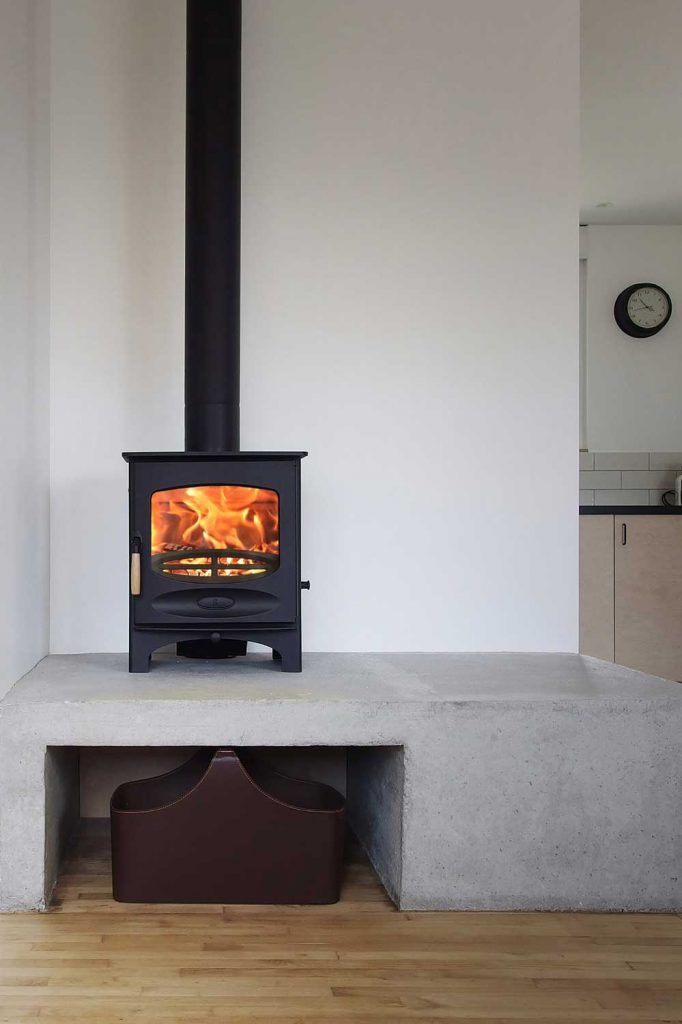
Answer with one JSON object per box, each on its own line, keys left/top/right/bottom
{"left": 130, "top": 552, "right": 141, "bottom": 596}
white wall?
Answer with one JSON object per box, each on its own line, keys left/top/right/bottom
{"left": 584, "top": 225, "right": 682, "bottom": 451}
{"left": 0, "top": 0, "right": 50, "bottom": 695}
{"left": 49, "top": 0, "right": 186, "bottom": 652}
{"left": 581, "top": 0, "right": 682, "bottom": 224}
{"left": 50, "top": 0, "right": 579, "bottom": 655}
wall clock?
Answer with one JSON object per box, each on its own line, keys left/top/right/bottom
{"left": 614, "top": 283, "right": 672, "bottom": 339}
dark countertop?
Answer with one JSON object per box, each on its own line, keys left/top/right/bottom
{"left": 580, "top": 505, "right": 682, "bottom": 515}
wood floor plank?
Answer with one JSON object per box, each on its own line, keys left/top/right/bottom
{"left": 0, "top": 823, "right": 680, "bottom": 1023}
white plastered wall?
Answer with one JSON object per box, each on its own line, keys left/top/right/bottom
{"left": 0, "top": 0, "right": 50, "bottom": 696}
{"left": 584, "top": 225, "right": 682, "bottom": 451}
{"left": 48, "top": 0, "right": 580, "bottom": 655}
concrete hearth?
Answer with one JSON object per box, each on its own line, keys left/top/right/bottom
{"left": 0, "top": 652, "right": 680, "bottom": 912}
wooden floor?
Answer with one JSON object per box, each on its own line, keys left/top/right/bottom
{"left": 0, "top": 822, "right": 680, "bottom": 1023}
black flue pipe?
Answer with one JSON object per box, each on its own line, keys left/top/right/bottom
{"left": 185, "top": 0, "right": 241, "bottom": 452}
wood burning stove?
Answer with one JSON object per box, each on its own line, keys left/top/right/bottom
{"left": 124, "top": 0, "right": 308, "bottom": 672}
{"left": 124, "top": 451, "right": 307, "bottom": 673}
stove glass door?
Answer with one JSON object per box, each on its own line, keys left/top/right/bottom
{"left": 150, "top": 485, "right": 279, "bottom": 581}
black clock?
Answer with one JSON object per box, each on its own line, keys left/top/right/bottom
{"left": 614, "top": 283, "right": 672, "bottom": 339}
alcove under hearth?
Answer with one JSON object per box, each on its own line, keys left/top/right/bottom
{"left": 44, "top": 742, "right": 404, "bottom": 909}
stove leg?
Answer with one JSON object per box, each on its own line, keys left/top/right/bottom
{"left": 129, "top": 650, "right": 151, "bottom": 673}
{"left": 129, "top": 633, "right": 153, "bottom": 673}
{"left": 274, "top": 630, "right": 302, "bottom": 673}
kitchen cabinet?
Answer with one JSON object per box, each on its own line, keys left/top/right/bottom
{"left": 580, "top": 513, "right": 682, "bottom": 680}
{"left": 579, "top": 515, "right": 614, "bottom": 661}
{"left": 614, "top": 515, "right": 682, "bottom": 681}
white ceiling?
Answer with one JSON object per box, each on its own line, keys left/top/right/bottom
{"left": 581, "top": 0, "right": 682, "bottom": 224}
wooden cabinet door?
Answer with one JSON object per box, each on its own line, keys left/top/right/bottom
{"left": 579, "top": 516, "right": 614, "bottom": 661}
{"left": 615, "top": 515, "right": 682, "bottom": 680}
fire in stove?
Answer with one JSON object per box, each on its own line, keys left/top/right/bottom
{"left": 151, "top": 486, "right": 279, "bottom": 580}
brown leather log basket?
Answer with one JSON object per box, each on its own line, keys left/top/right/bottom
{"left": 111, "top": 748, "right": 345, "bottom": 904}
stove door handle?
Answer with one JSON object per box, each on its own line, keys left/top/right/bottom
{"left": 130, "top": 536, "right": 142, "bottom": 597}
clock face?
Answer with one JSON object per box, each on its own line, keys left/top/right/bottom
{"left": 614, "top": 282, "right": 672, "bottom": 338}
{"left": 626, "top": 286, "right": 670, "bottom": 330}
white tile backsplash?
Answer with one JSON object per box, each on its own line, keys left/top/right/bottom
{"left": 621, "top": 470, "right": 675, "bottom": 490}
{"left": 579, "top": 451, "right": 682, "bottom": 507}
{"left": 579, "top": 470, "right": 621, "bottom": 489}
{"left": 649, "top": 452, "right": 682, "bottom": 470}
{"left": 593, "top": 489, "right": 649, "bottom": 506}
{"left": 593, "top": 452, "right": 649, "bottom": 471}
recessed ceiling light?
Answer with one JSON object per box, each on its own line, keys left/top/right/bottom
{"left": 596, "top": 201, "right": 614, "bottom": 208}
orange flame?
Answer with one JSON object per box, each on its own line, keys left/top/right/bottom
{"left": 151, "top": 485, "right": 279, "bottom": 578}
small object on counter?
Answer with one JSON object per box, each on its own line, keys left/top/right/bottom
{"left": 667, "top": 473, "right": 679, "bottom": 505}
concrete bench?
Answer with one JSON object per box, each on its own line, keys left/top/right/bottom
{"left": 1, "top": 652, "right": 680, "bottom": 911}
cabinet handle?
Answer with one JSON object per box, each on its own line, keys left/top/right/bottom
{"left": 621, "top": 523, "right": 627, "bottom": 546}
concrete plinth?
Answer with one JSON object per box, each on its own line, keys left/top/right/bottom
{"left": 0, "top": 652, "right": 680, "bottom": 911}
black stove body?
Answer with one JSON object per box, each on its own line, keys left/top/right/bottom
{"left": 123, "top": 1, "right": 308, "bottom": 673}
{"left": 125, "top": 451, "right": 306, "bottom": 673}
